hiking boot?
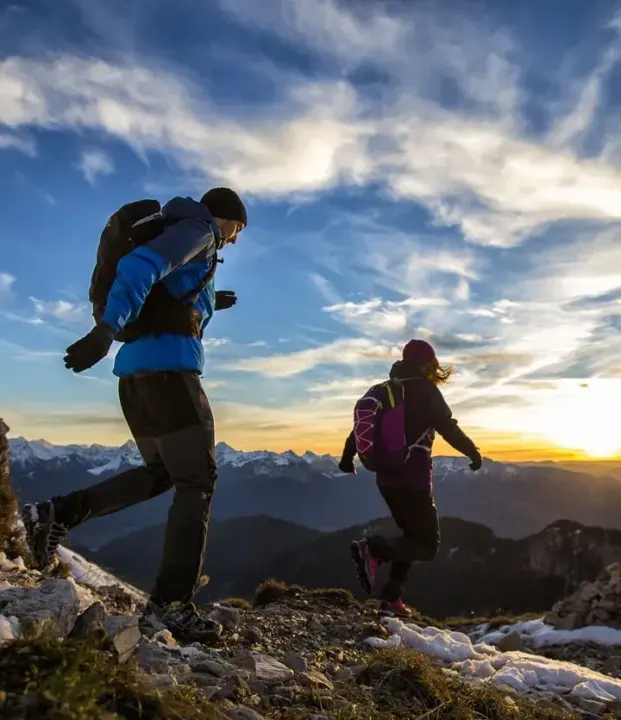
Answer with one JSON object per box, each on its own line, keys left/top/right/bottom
{"left": 21, "top": 501, "right": 68, "bottom": 570}
{"left": 350, "top": 539, "right": 379, "bottom": 595}
{"left": 379, "top": 598, "right": 412, "bottom": 618}
{"left": 143, "top": 601, "right": 223, "bottom": 644}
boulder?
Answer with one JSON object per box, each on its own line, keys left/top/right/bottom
{"left": 496, "top": 631, "right": 524, "bottom": 652}
{"left": 283, "top": 650, "right": 307, "bottom": 673}
{"left": 0, "top": 579, "right": 79, "bottom": 638}
{"left": 209, "top": 604, "right": 242, "bottom": 630}
{"left": 104, "top": 615, "right": 141, "bottom": 662}
{"left": 231, "top": 651, "right": 294, "bottom": 684}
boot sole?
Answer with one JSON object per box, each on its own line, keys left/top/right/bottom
{"left": 350, "top": 542, "right": 373, "bottom": 595}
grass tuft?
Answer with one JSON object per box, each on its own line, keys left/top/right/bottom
{"left": 0, "top": 632, "right": 219, "bottom": 720}
{"left": 224, "top": 597, "right": 252, "bottom": 609}
{"left": 253, "top": 578, "right": 304, "bottom": 607}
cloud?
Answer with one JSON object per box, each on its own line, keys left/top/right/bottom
{"left": 0, "top": 132, "right": 35, "bottom": 155}
{"left": 202, "top": 337, "right": 228, "bottom": 350}
{"left": 0, "top": 272, "right": 16, "bottom": 294}
{"left": 29, "top": 298, "right": 89, "bottom": 326}
{"left": 0, "top": 339, "right": 59, "bottom": 362}
{"left": 231, "top": 337, "right": 400, "bottom": 377}
{"left": 76, "top": 148, "right": 114, "bottom": 184}
{"left": 324, "top": 297, "right": 449, "bottom": 336}
{"left": 1, "top": 2, "right": 621, "bottom": 247}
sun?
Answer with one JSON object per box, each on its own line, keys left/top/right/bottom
{"left": 540, "top": 382, "right": 621, "bottom": 459}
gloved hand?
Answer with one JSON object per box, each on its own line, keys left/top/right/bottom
{"left": 64, "top": 323, "right": 115, "bottom": 373}
{"left": 338, "top": 458, "right": 357, "bottom": 474}
{"left": 469, "top": 449, "right": 483, "bottom": 472}
{"left": 215, "top": 290, "right": 237, "bottom": 311}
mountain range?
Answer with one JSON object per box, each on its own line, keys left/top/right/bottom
{"left": 78, "top": 514, "right": 621, "bottom": 620}
{"left": 9, "top": 437, "right": 621, "bottom": 550}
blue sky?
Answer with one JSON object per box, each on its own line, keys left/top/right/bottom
{"left": 1, "top": 0, "right": 621, "bottom": 459}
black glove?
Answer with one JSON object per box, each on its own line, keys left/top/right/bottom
{"left": 469, "top": 449, "right": 483, "bottom": 472}
{"left": 215, "top": 290, "right": 237, "bottom": 311}
{"left": 64, "top": 323, "right": 115, "bottom": 373}
{"left": 338, "top": 458, "right": 357, "bottom": 474}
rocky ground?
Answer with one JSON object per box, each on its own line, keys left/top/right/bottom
{"left": 2, "top": 557, "right": 621, "bottom": 720}
{"left": 546, "top": 563, "right": 621, "bottom": 631}
{"left": 2, "top": 420, "right": 621, "bottom": 720}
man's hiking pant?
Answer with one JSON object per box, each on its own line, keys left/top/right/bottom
{"left": 53, "top": 371, "right": 216, "bottom": 606}
{"left": 367, "top": 487, "right": 440, "bottom": 602}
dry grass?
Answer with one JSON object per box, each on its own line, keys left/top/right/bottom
{"left": 0, "top": 632, "right": 220, "bottom": 720}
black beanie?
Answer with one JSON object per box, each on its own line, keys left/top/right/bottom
{"left": 200, "top": 187, "right": 247, "bottom": 226}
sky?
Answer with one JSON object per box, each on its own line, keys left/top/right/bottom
{"left": 1, "top": 0, "right": 621, "bottom": 461}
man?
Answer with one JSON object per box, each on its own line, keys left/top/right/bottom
{"left": 22, "top": 188, "right": 246, "bottom": 642}
{"left": 338, "top": 339, "right": 482, "bottom": 618}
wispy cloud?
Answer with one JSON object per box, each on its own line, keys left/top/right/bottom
{"left": 1, "top": 3, "right": 621, "bottom": 247}
{"left": 0, "top": 272, "right": 16, "bottom": 294}
{"left": 231, "top": 337, "right": 400, "bottom": 377}
{"left": 324, "top": 297, "right": 450, "bottom": 336}
{"left": 29, "top": 298, "right": 89, "bottom": 326}
{"left": 0, "top": 131, "right": 36, "bottom": 156}
{"left": 0, "top": 339, "right": 59, "bottom": 362}
{"left": 76, "top": 148, "right": 114, "bottom": 184}
{"left": 202, "top": 337, "right": 228, "bottom": 350}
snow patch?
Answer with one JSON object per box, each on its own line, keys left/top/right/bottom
{"left": 0, "top": 553, "right": 27, "bottom": 573}
{"left": 366, "top": 618, "right": 621, "bottom": 702}
{"left": 0, "top": 614, "right": 21, "bottom": 646}
{"left": 57, "top": 546, "right": 145, "bottom": 601}
{"left": 477, "top": 617, "right": 621, "bottom": 648}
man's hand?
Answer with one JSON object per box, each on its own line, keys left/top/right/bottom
{"left": 215, "top": 290, "right": 237, "bottom": 311}
{"left": 469, "top": 449, "right": 483, "bottom": 472}
{"left": 64, "top": 323, "right": 115, "bottom": 373}
{"left": 338, "top": 458, "right": 357, "bottom": 475}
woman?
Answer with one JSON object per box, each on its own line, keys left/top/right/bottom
{"left": 338, "top": 339, "right": 482, "bottom": 617}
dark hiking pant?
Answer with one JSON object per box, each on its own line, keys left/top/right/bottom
{"left": 367, "top": 487, "right": 440, "bottom": 602}
{"left": 53, "top": 371, "right": 216, "bottom": 607}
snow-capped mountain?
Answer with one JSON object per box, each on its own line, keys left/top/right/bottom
{"left": 8, "top": 437, "right": 345, "bottom": 476}
{"left": 9, "top": 437, "right": 143, "bottom": 475}
{"left": 9, "top": 436, "right": 507, "bottom": 478}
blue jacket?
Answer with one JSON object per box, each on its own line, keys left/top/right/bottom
{"left": 102, "top": 196, "right": 220, "bottom": 377}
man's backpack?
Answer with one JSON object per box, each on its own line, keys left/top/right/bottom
{"left": 89, "top": 199, "right": 218, "bottom": 343}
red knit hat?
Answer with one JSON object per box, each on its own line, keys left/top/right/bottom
{"left": 402, "top": 339, "right": 436, "bottom": 365}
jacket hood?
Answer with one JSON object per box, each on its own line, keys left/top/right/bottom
{"left": 161, "top": 196, "right": 222, "bottom": 247}
{"left": 389, "top": 359, "right": 427, "bottom": 381}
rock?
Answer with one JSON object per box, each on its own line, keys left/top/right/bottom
{"left": 191, "top": 658, "right": 228, "bottom": 677}
{"left": 577, "top": 697, "right": 606, "bottom": 713}
{"left": 283, "top": 650, "right": 307, "bottom": 673}
{"left": 0, "top": 579, "right": 79, "bottom": 638}
{"left": 554, "top": 612, "right": 582, "bottom": 631}
{"left": 135, "top": 639, "right": 172, "bottom": 674}
{"left": 0, "top": 614, "right": 20, "bottom": 646}
{"left": 496, "top": 632, "right": 524, "bottom": 652}
{"left": 334, "top": 667, "right": 354, "bottom": 682}
{"left": 68, "top": 602, "right": 106, "bottom": 639}
{"left": 103, "top": 615, "right": 141, "bottom": 663}
{"left": 227, "top": 707, "right": 267, "bottom": 720}
{"left": 243, "top": 626, "right": 263, "bottom": 644}
{"left": 140, "top": 673, "right": 175, "bottom": 689}
{"left": 580, "top": 583, "right": 601, "bottom": 603}
{"left": 209, "top": 604, "right": 241, "bottom": 630}
{"left": 307, "top": 616, "right": 326, "bottom": 633}
{"left": 299, "top": 670, "right": 334, "bottom": 691}
{"left": 215, "top": 675, "right": 252, "bottom": 701}
{"left": 153, "top": 629, "right": 176, "bottom": 646}
{"left": 231, "top": 651, "right": 294, "bottom": 684}
{"left": 187, "top": 672, "right": 220, "bottom": 689}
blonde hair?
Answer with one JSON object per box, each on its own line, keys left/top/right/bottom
{"left": 423, "top": 358, "right": 454, "bottom": 385}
